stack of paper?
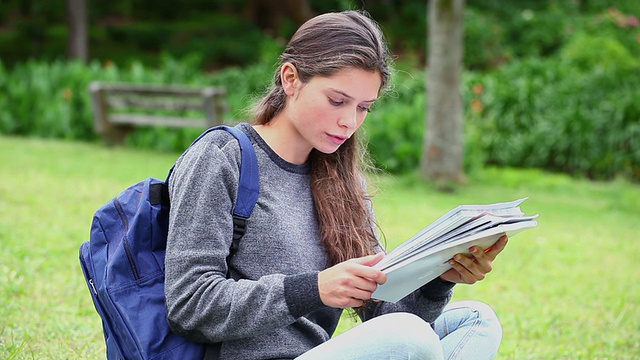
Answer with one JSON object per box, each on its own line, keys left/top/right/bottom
{"left": 372, "top": 197, "right": 538, "bottom": 302}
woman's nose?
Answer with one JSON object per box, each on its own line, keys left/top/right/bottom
{"left": 338, "top": 108, "right": 358, "bottom": 129}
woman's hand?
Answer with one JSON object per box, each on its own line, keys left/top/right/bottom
{"left": 318, "top": 252, "right": 387, "bottom": 308}
{"left": 440, "top": 235, "right": 508, "bottom": 284}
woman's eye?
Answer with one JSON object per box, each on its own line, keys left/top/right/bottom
{"left": 358, "top": 105, "right": 372, "bottom": 113}
{"left": 329, "top": 98, "right": 344, "bottom": 106}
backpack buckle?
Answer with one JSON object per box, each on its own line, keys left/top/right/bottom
{"left": 232, "top": 215, "right": 248, "bottom": 241}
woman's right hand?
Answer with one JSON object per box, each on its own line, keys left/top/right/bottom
{"left": 317, "top": 252, "right": 387, "bottom": 308}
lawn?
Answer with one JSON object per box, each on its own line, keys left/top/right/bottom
{"left": 1, "top": 135, "right": 638, "bottom": 359}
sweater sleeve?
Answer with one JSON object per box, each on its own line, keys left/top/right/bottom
{"left": 164, "top": 135, "right": 325, "bottom": 344}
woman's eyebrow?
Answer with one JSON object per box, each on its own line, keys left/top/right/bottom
{"left": 328, "top": 88, "right": 377, "bottom": 103}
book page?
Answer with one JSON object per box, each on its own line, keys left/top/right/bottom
{"left": 376, "top": 197, "right": 529, "bottom": 269}
{"left": 371, "top": 198, "right": 538, "bottom": 303}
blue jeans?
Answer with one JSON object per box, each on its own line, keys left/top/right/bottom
{"left": 295, "top": 300, "right": 502, "bottom": 360}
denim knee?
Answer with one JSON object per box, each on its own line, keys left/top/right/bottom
{"left": 377, "top": 312, "right": 444, "bottom": 359}
{"left": 435, "top": 300, "right": 503, "bottom": 360}
{"left": 448, "top": 300, "right": 502, "bottom": 332}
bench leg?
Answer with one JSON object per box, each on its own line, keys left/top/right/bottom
{"left": 102, "top": 124, "right": 133, "bottom": 145}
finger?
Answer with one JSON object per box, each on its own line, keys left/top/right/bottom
{"left": 348, "top": 253, "right": 387, "bottom": 284}
{"left": 439, "top": 267, "right": 462, "bottom": 284}
{"left": 349, "top": 276, "right": 380, "bottom": 293}
{"left": 344, "top": 265, "right": 385, "bottom": 285}
{"left": 484, "top": 235, "right": 509, "bottom": 260}
{"left": 333, "top": 278, "right": 378, "bottom": 303}
{"left": 448, "top": 258, "right": 478, "bottom": 284}
{"left": 350, "top": 287, "right": 377, "bottom": 301}
{"left": 346, "top": 298, "right": 365, "bottom": 308}
{"left": 351, "top": 252, "right": 385, "bottom": 266}
{"left": 452, "top": 253, "right": 486, "bottom": 281}
{"left": 468, "top": 246, "right": 494, "bottom": 274}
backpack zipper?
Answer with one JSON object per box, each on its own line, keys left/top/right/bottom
{"left": 113, "top": 198, "right": 141, "bottom": 280}
{"left": 89, "top": 279, "right": 98, "bottom": 295}
{"left": 79, "top": 254, "right": 98, "bottom": 295}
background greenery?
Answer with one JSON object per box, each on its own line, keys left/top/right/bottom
{"left": 1, "top": 1, "right": 640, "bottom": 358}
{"left": 1, "top": 1, "right": 639, "bottom": 181}
{"left": 1, "top": 136, "right": 638, "bottom": 359}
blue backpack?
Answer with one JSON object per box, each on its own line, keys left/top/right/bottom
{"left": 79, "top": 126, "right": 260, "bottom": 360}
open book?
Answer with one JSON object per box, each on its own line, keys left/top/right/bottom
{"left": 372, "top": 197, "right": 538, "bottom": 303}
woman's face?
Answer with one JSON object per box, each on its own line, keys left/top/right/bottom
{"left": 282, "top": 65, "right": 382, "bottom": 157}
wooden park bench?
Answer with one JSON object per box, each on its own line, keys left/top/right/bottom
{"left": 89, "top": 81, "right": 230, "bottom": 144}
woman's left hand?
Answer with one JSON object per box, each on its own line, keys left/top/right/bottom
{"left": 439, "top": 235, "right": 508, "bottom": 284}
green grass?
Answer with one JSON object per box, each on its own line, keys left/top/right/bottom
{"left": 1, "top": 135, "right": 639, "bottom": 359}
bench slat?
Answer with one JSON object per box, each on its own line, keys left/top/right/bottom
{"left": 109, "top": 114, "right": 213, "bottom": 128}
{"left": 106, "top": 95, "right": 205, "bottom": 112}
{"left": 89, "top": 81, "right": 230, "bottom": 144}
{"left": 92, "top": 83, "right": 226, "bottom": 96}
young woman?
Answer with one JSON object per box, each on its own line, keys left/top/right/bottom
{"left": 165, "top": 10, "right": 505, "bottom": 360}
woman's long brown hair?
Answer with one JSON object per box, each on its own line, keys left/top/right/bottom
{"left": 251, "top": 10, "right": 393, "bottom": 266}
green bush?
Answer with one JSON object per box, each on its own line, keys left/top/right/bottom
{"left": 364, "top": 70, "right": 426, "bottom": 173}
{"left": 0, "top": 55, "right": 275, "bottom": 150}
{"left": 125, "top": 58, "right": 276, "bottom": 150}
{"left": 97, "top": 16, "right": 268, "bottom": 69}
{"left": 468, "top": 57, "right": 640, "bottom": 181}
{"left": 463, "top": 8, "right": 507, "bottom": 70}
{"left": 561, "top": 32, "right": 637, "bottom": 72}
{"left": 1, "top": 55, "right": 638, "bottom": 182}
{"left": 363, "top": 67, "right": 488, "bottom": 175}
{"left": 0, "top": 60, "right": 95, "bottom": 139}
{"left": 578, "top": 6, "right": 640, "bottom": 59}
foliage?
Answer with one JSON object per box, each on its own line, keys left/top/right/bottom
{"left": 1, "top": 137, "right": 639, "bottom": 359}
{"left": 0, "top": 4, "right": 272, "bottom": 70}
{"left": 463, "top": 2, "right": 640, "bottom": 71}
{"left": 364, "top": 69, "right": 426, "bottom": 174}
{"left": 1, "top": 46, "right": 639, "bottom": 181}
{"left": 0, "top": 55, "right": 206, "bottom": 142}
{"left": 2, "top": 1, "right": 640, "bottom": 72}
{"left": 463, "top": 8, "right": 506, "bottom": 70}
{"left": 561, "top": 32, "right": 638, "bottom": 72}
{"left": 566, "top": 6, "right": 640, "bottom": 70}
{"left": 1, "top": 1, "right": 639, "bottom": 180}
{"left": 468, "top": 1, "right": 574, "bottom": 62}
{"left": 94, "top": 15, "right": 269, "bottom": 69}
{"left": 0, "top": 60, "right": 95, "bottom": 140}
{"left": 467, "top": 56, "right": 640, "bottom": 181}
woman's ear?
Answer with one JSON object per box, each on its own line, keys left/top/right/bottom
{"left": 280, "top": 62, "right": 299, "bottom": 96}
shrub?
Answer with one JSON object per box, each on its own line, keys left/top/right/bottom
{"left": 561, "top": 32, "right": 637, "bottom": 72}
{"left": 1, "top": 55, "right": 638, "bottom": 182}
{"left": 364, "top": 70, "right": 426, "bottom": 173}
{"left": 364, "top": 67, "right": 487, "bottom": 175}
{"left": 0, "top": 60, "right": 95, "bottom": 139}
{"left": 0, "top": 55, "right": 277, "bottom": 149}
{"left": 468, "top": 57, "right": 640, "bottom": 181}
{"left": 463, "top": 8, "right": 507, "bottom": 70}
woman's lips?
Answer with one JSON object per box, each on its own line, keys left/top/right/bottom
{"left": 327, "top": 134, "right": 348, "bottom": 145}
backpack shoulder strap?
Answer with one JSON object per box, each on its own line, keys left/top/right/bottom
{"left": 219, "top": 126, "right": 260, "bottom": 242}
{"left": 167, "top": 125, "right": 260, "bottom": 240}
{"left": 220, "top": 126, "right": 260, "bottom": 220}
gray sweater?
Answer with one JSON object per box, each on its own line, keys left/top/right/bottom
{"left": 165, "top": 123, "right": 455, "bottom": 359}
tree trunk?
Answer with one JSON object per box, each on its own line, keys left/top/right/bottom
{"left": 421, "top": 0, "right": 465, "bottom": 188}
{"left": 66, "top": 0, "right": 87, "bottom": 62}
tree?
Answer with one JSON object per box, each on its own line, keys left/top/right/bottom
{"left": 421, "top": 0, "right": 465, "bottom": 188}
{"left": 66, "top": 0, "right": 87, "bottom": 62}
